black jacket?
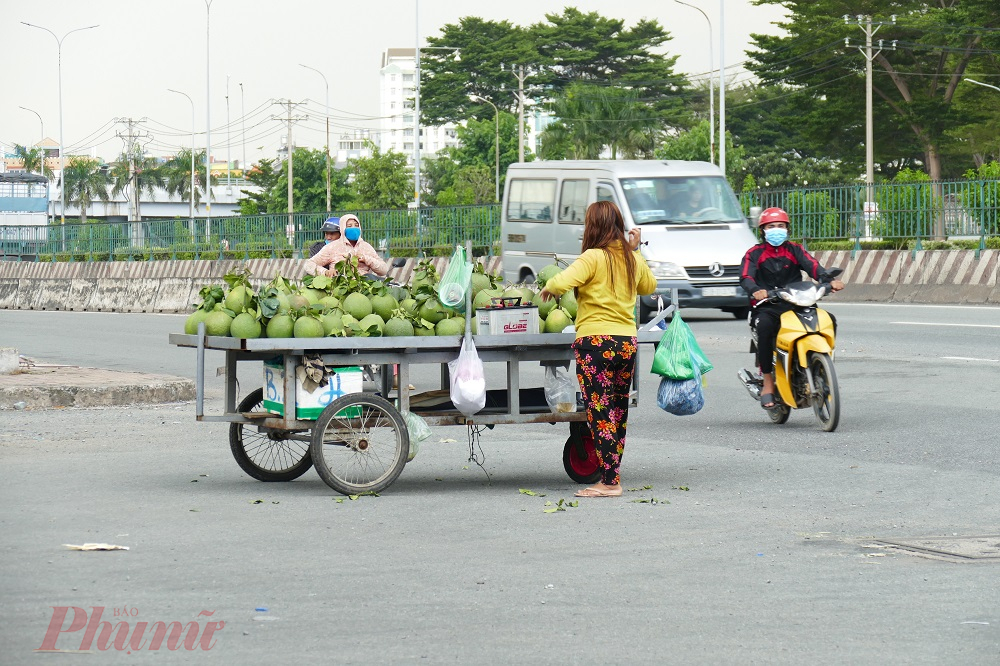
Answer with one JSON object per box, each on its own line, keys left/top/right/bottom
{"left": 740, "top": 241, "right": 829, "bottom": 306}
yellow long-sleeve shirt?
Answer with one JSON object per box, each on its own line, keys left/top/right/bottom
{"left": 543, "top": 243, "right": 656, "bottom": 338}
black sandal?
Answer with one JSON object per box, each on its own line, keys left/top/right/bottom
{"left": 760, "top": 393, "right": 778, "bottom": 409}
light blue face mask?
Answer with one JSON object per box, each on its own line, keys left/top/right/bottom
{"left": 764, "top": 228, "right": 788, "bottom": 246}
{"left": 344, "top": 227, "right": 361, "bottom": 242}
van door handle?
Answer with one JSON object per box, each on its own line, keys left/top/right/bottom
{"left": 577, "top": 232, "right": 583, "bottom": 240}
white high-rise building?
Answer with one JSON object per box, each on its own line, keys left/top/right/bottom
{"left": 379, "top": 48, "right": 458, "bottom": 163}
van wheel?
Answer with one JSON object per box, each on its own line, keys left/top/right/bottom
{"left": 520, "top": 270, "right": 536, "bottom": 285}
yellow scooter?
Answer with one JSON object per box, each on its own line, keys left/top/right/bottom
{"left": 737, "top": 275, "right": 841, "bottom": 431}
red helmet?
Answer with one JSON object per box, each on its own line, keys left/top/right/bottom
{"left": 759, "top": 207, "right": 789, "bottom": 228}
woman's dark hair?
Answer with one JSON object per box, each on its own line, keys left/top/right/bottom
{"left": 581, "top": 200, "right": 636, "bottom": 295}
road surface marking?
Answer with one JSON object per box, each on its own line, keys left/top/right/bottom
{"left": 941, "top": 356, "right": 1000, "bottom": 363}
{"left": 892, "top": 321, "right": 1000, "bottom": 328}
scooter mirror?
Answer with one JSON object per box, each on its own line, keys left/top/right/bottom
{"left": 391, "top": 257, "right": 407, "bottom": 268}
{"left": 749, "top": 206, "right": 762, "bottom": 228}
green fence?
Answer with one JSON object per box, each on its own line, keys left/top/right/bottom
{"left": 739, "top": 179, "right": 1000, "bottom": 246}
{"left": 2, "top": 179, "right": 998, "bottom": 262}
{"left": 0, "top": 205, "right": 501, "bottom": 262}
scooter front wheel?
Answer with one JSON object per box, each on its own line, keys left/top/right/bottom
{"left": 808, "top": 352, "right": 840, "bottom": 432}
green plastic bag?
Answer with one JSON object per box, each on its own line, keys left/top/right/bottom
{"left": 649, "top": 311, "right": 713, "bottom": 380}
{"left": 438, "top": 245, "right": 473, "bottom": 312}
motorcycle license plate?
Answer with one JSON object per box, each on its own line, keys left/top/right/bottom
{"left": 702, "top": 286, "right": 736, "bottom": 296}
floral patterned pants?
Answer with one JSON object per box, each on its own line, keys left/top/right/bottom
{"left": 572, "top": 335, "right": 638, "bottom": 486}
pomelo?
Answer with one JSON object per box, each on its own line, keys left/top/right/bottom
{"left": 435, "top": 317, "right": 465, "bottom": 336}
{"left": 384, "top": 316, "right": 414, "bottom": 337}
{"left": 400, "top": 298, "right": 419, "bottom": 316}
{"left": 288, "top": 293, "right": 310, "bottom": 311}
{"left": 533, "top": 292, "right": 556, "bottom": 318}
{"left": 303, "top": 288, "right": 326, "bottom": 305}
{"left": 230, "top": 312, "right": 262, "bottom": 339}
{"left": 537, "top": 264, "right": 563, "bottom": 287}
{"left": 321, "top": 309, "right": 345, "bottom": 335}
{"left": 371, "top": 294, "right": 398, "bottom": 321}
{"left": 343, "top": 292, "right": 373, "bottom": 320}
{"left": 184, "top": 308, "right": 211, "bottom": 335}
{"left": 319, "top": 295, "right": 340, "bottom": 311}
{"left": 470, "top": 272, "right": 492, "bottom": 297}
{"left": 224, "top": 285, "right": 252, "bottom": 313}
{"left": 559, "top": 290, "right": 578, "bottom": 318}
{"left": 473, "top": 287, "right": 502, "bottom": 311}
{"left": 265, "top": 314, "right": 294, "bottom": 338}
{"left": 544, "top": 309, "right": 573, "bottom": 334}
{"left": 359, "top": 313, "right": 385, "bottom": 335}
{"left": 293, "top": 316, "right": 325, "bottom": 338}
{"left": 413, "top": 323, "right": 436, "bottom": 336}
{"left": 204, "top": 310, "right": 234, "bottom": 337}
{"left": 417, "top": 297, "right": 447, "bottom": 324}
{"left": 502, "top": 285, "right": 535, "bottom": 307}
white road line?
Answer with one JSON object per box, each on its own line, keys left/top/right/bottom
{"left": 892, "top": 321, "right": 1000, "bottom": 328}
{"left": 941, "top": 356, "right": 1000, "bottom": 363}
{"left": 841, "top": 303, "right": 1000, "bottom": 311}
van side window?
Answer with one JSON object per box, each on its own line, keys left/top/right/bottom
{"left": 506, "top": 179, "right": 555, "bottom": 222}
{"left": 596, "top": 183, "right": 618, "bottom": 206}
{"left": 558, "top": 180, "right": 588, "bottom": 223}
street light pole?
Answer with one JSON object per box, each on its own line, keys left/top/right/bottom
{"left": 674, "top": 0, "right": 714, "bottom": 165}
{"left": 167, "top": 89, "right": 196, "bottom": 230}
{"left": 965, "top": 78, "right": 1000, "bottom": 93}
{"left": 239, "top": 82, "right": 246, "bottom": 173}
{"left": 19, "top": 106, "right": 44, "bottom": 149}
{"left": 414, "top": 0, "right": 421, "bottom": 208}
{"left": 300, "top": 63, "right": 331, "bottom": 214}
{"left": 718, "top": 0, "right": 726, "bottom": 177}
{"left": 21, "top": 21, "right": 99, "bottom": 225}
{"left": 470, "top": 95, "right": 500, "bottom": 202}
{"left": 204, "top": 0, "right": 214, "bottom": 242}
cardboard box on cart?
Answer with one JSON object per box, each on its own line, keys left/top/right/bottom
{"left": 262, "top": 358, "right": 363, "bottom": 419}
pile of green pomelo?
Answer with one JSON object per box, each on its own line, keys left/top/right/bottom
{"left": 182, "top": 258, "right": 577, "bottom": 339}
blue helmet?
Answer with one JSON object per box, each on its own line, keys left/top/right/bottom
{"left": 320, "top": 217, "right": 340, "bottom": 233}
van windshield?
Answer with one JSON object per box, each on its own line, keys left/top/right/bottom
{"left": 620, "top": 176, "right": 744, "bottom": 225}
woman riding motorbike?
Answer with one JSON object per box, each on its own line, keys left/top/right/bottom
{"left": 305, "top": 214, "right": 388, "bottom": 278}
{"left": 739, "top": 207, "right": 844, "bottom": 409}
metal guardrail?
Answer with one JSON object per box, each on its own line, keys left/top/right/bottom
{"left": 1, "top": 179, "right": 998, "bottom": 262}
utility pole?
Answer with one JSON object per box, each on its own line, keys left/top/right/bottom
{"left": 845, "top": 15, "right": 896, "bottom": 187}
{"left": 225, "top": 75, "right": 232, "bottom": 194}
{"left": 272, "top": 100, "right": 307, "bottom": 252}
{"left": 845, "top": 14, "right": 896, "bottom": 237}
{"left": 514, "top": 65, "right": 527, "bottom": 163}
{"left": 114, "top": 117, "right": 151, "bottom": 246}
{"left": 718, "top": 0, "right": 726, "bottom": 177}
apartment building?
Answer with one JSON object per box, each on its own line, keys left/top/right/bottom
{"left": 378, "top": 48, "right": 458, "bottom": 162}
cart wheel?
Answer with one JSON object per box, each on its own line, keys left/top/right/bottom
{"left": 229, "top": 388, "right": 313, "bottom": 482}
{"left": 563, "top": 422, "right": 601, "bottom": 484}
{"left": 309, "top": 393, "right": 409, "bottom": 495}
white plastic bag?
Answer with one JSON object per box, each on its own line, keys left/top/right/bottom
{"left": 449, "top": 335, "right": 486, "bottom": 417}
{"left": 544, "top": 364, "right": 577, "bottom": 413}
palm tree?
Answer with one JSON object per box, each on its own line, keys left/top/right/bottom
{"left": 63, "top": 157, "right": 111, "bottom": 223}
{"left": 13, "top": 143, "right": 54, "bottom": 179}
{"left": 111, "top": 146, "right": 164, "bottom": 221}
{"left": 540, "top": 84, "right": 659, "bottom": 160}
{"left": 162, "top": 148, "right": 212, "bottom": 211}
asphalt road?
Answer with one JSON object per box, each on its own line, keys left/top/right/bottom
{"left": 2, "top": 304, "right": 999, "bottom": 664}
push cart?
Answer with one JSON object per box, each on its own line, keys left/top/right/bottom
{"left": 168, "top": 326, "right": 665, "bottom": 495}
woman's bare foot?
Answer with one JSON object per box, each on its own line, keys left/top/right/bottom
{"left": 574, "top": 482, "right": 623, "bottom": 498}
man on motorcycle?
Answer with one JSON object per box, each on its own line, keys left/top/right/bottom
{"left": 308, "top": 217, "right": 341, "bottom": 259}
{"left": 740, "top": 207, "right": 844, "bottom": 409}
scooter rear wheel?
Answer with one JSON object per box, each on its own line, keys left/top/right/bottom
{"left": 809, "top": 352, "right": 840, "bottom": 432}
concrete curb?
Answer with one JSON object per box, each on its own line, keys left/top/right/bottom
{"left": 0, "top": 366, "right": 196, "bottom": 410}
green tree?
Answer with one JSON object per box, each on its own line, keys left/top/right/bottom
{"left": 13, "top": 143, "right": 53, "bottom": 179}
{"left": 236, "top": 158, "right": 281, "bottom": 215}
{"left": 748, "top": 0, "right": 1000, "bottom": 182}
{"left": 111, "top": 146, "right": 164, "bottom": 221}
{"left": 270, "top": 148, "right": 348, "bottom": 214}
{"left": 541, "top": 83, "right": 659, "bottom": 159}
{"left": 62, "top": 157, "right": 111, "bottom": 223}
{"left": 162, "top": 149, "right": 214, "bottom": 212}
{"left": 349, "top": 142, "right": 412, "bottom": 210}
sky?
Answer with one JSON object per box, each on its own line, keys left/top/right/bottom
{"left": 2, "top": 0, "right": 787, "bottom": 166}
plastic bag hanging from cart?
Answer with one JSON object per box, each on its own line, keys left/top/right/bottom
{"left": 650, "top": 311, "right": 713, "bottom": 380}
{"left": 656, "top": 359, "right": 705, "bottom": 415}
{"left": 449, "top": 335, "right": 486, "bottom": 417}
{"left": 438, "top": 245, "right": 473, "bottom": 313}
{"left": 544, "top": 364, "right": 578, "bottom": 413}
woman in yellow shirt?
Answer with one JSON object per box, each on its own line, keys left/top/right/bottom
{"left": 540, "top": 201, "right": 657, "bottom": 498}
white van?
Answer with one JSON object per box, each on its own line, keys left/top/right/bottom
{"left": 501, "top": 160, "right": 758, "bottom": 319}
